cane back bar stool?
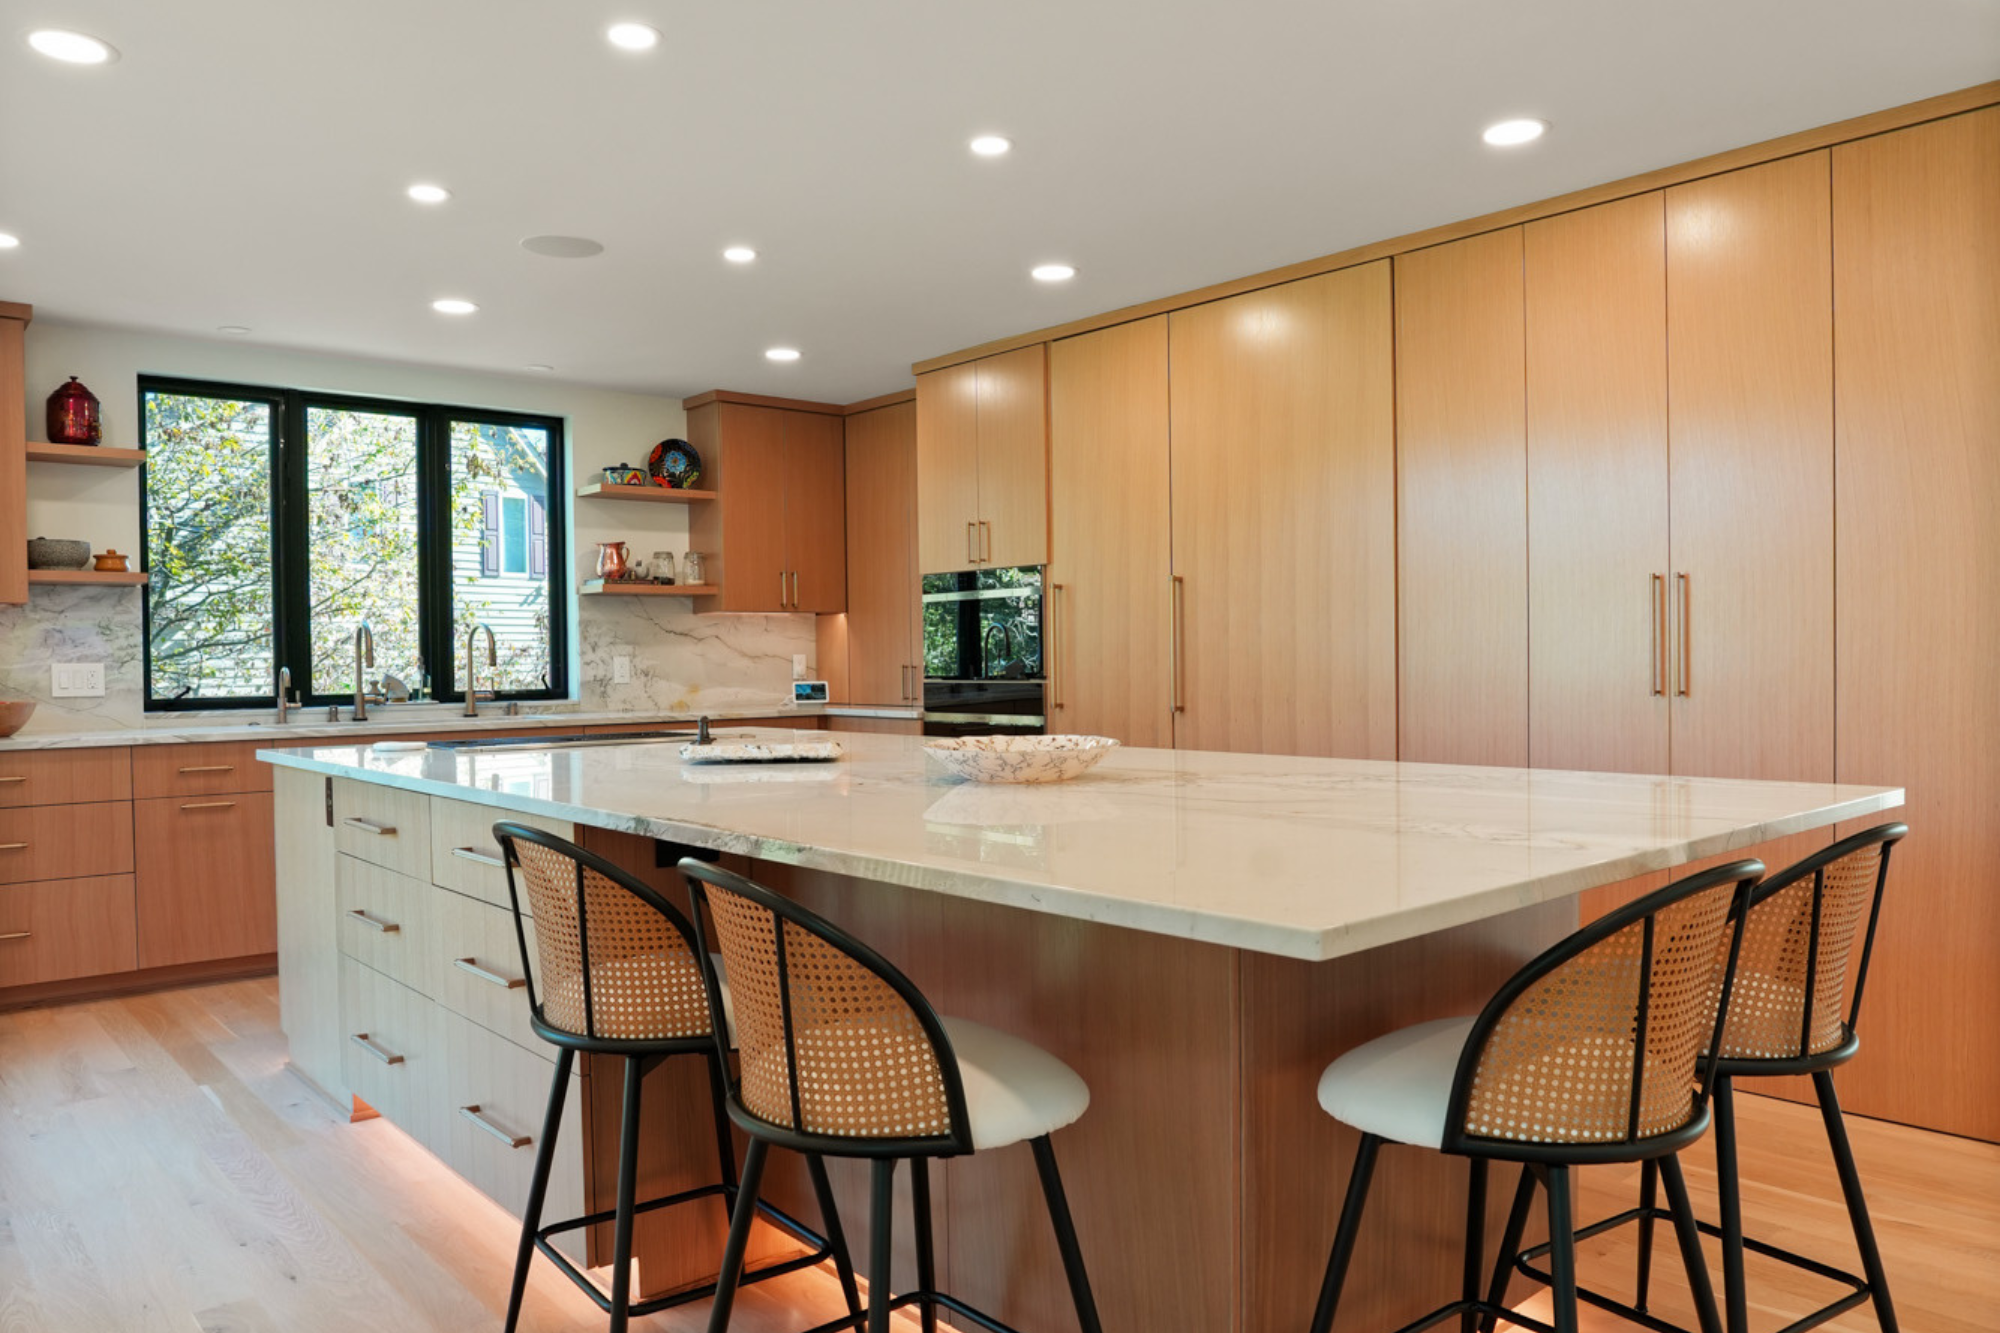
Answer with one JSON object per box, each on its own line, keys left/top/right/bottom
{"left": 1307, "top": 859, "right": 1765, "bottom": 1333}
{"left": 492, "top": 823, "right": 862, "bottom": 1333}
{"left": 1512, "top": 823, "right": 1909, "bottom": 1333}
{"left": 680, "top": 858, "right": 1104, "bottom": 1333}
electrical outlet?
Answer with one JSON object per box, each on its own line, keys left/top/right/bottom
{"left": 612, "top": 655, "right": 631, "bottom": 684}
{"left": 792, "top": 654, "right": 808, "bottom": 680}
{"left": 50, "top": 662, "right": 105, "bottom": 698}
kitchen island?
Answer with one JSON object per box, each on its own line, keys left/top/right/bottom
{"left": 262, "top": 730, "right": 1900, "bottom": 1333}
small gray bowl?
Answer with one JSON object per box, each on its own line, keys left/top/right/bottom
{"left": 26, "top": 538, "right": 90, "bottom": 570}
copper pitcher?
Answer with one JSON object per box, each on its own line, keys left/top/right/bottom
{"left": 595, "top": 541, "right": 630, "bottom": 580}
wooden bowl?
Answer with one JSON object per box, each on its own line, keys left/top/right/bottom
{"left": 0, "top": 700, "right": 36, "bottom": 738}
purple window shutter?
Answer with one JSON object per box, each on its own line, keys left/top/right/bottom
{"left": 480, "top": 491, "right": 501, "bottom": 576}
{"left": 528, "top": 497, "right": 547, "bottom": 579}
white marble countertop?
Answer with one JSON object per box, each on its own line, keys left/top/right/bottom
{"left": 260, "top": 730, "right": 1903, "bottom": 962}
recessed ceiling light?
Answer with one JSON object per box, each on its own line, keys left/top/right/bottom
{"left": 969, "top": 135, "right": 1012, "bottom": 157}
{"left": 1031, "top": 263, "right": 1076, "bottom": 282}
{"left": 525, "top": 364, "right": 555, "bottom": 374}
{"left": 521, "top": 235, "right": 605, "bottom": 259}
{"left": 406, "top": 183, "right": 451, "bottom": 204}
{"left": 764, "top": 347, "right": 801, "bottom": 363}
{"left": 0, "top": 233, "right": 19, "bottom": 250}
{"left": 217, "top": 325, "right": 252, "bottom": 336}
{"left": 27, "top": 29, "right": 116, "bottom": 64}
{"left": 607, "top": 22, "right": 660, "bottom": 50}
{"left": 432, "top": 298, "right": 478, "bottom": 315}
{"left": 1482, "top": 118, "right": 1548, "bottom": 147}
{"left": 723, "top": 246, "right": 757, "bottom": 264}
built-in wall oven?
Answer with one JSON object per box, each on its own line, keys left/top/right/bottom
{"left": 921, "top": 566, "right": 1045, "bottom": 737}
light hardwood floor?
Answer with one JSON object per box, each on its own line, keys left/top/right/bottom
{"left": 0, "top": 977, "right": 1992, "bottom": 1332}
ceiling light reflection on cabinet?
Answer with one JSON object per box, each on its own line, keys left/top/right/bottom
{"left": 27, "top": 29, "right": 116, "bottom": 64}
{"left": 765, "top": 347, "right": 801, "bottom": 362}
{"left": 1031, "top": 264, "right": 1076, "bottom": 282}
{"left": 607, "top": 22, "right": 660, "bottom": 50}
{"left": 432, "top": 298, "right": 478, "bottom": 315}
{"left": 970, "top": 135, "right": 1013, "bottom": 157}
{"left": 1481, "top": 118, "right": 1548, "bottom": 146}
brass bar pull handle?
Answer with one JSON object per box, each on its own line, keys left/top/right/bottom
{"left": 346, "top": 909, "right": 401, "bottom": 934}
{"left": 454, "top": 957, "right": 526, "bottom": 990}
{"left": 180, "top": 800, "right": 237, "bottom": 810}
{"left": 0, "top": 775, "right": 26, "bottom": 785}
{"left": 342, "top": 817, "right": 396, "bottom": 837}
{"left": 450, "top": 845, "right": 505, "bottom": 869}
{"left": 178, "top": 764, "right": 236, "bottom": 774}
{"left": 980, "top": 520, "right": 992, "bottom": 563}
{"left": 1170, "top": 575, "right": 1187, "bottom": 714}
{"left": 0, "top": 842, "right": 27, "bottom": 852}
{"left": 1650, "top": 574, "right": 1666, "bottom": 697}
{"left": 792, "top": 570, "right": 800, "bottom": 607}
{"left": 459, "top": 1104, "right": 532, "bottom": 1149}
{"left": 779, "top": 571, "right": 788, "bottom": 608}
{"left": 1049, "top": 583, "right": 1064, "bottom": 710}
{"left": 967, "top": 520, "right": 978, "bottom": 564}
{"left": 0, "top": 931, "right": 31, "bottom": 942}
{"left": 1676, "top": 572, "right": 1691, "bottom": 698}
{"left": 350, "top": 1033, "right": 404, "bottom": 1065}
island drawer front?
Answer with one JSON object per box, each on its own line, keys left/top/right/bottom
{"left": 338, "top": 955, "right": 438, "bottom": 1144}
{"left": 433, "top": 888, "right": 546, "bottom": 1059}
{"left": 0, "top": 875, "right": 138, "bottom": 986}
{"left": 0, "top": 749, "right": 132, "bottom": 809}
{"left": 335, "top": 855, "right": 436, "bottom": 998}
{"left": 0, "top": 802, "right": 135, "bottom": 885}
{"left": 434, "top": 1005, "right": 586, "bottom": 1261}
{"left": 132, "top": 741, "right": 273, "bottom": 799}
{"left": 429, "top": 798, "right": 570, "bottom": 912}
{"left": 333, "top": 780, "right": 432, "bottom": 880}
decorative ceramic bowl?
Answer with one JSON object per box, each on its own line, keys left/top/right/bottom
{"left": 26, "top": 537, "right": 89, "bottom": 570}
{"left": 0, "top": 701, "right": 36, "bottom": 738}
{"left": 923, "top": 734, "right": 1120, "bottom": 784}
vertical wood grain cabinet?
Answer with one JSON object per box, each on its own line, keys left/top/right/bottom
{"left": 0, "top": 300, "right": 27, "bottom": 606}
{"left": 916, "top": 344, "right": 1049, "bottom": 573}
{"left": 132, "top": 740, "right": 279, "bottom": 967}
{"left": 841, "top": 399, "right": 924, "bottom": 705}
{"left": 687, "top": 397, "right": 847, "bottom": 613}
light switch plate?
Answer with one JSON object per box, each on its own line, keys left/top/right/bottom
{"left": 51, "top": 662, "right": 105, "bottom": 698}
{"left": 792, "top": 654, "right": 808, "bottom": 680}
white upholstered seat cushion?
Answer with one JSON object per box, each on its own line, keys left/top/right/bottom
{"left": 941, "top": 1016, "right": 1091, "bottom": 1151}
{"left": 1316, "top": 1016, "right": 1475, "bottom": 1150}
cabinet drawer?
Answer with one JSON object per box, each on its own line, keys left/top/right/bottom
{"left": 338, "top": 955, "right": 438, "bottom": 1143}
{"left": 132, "top": 741, "right": 272, "bottom": 799}
{"left": 132, "top": 792, "right": 276, "bottom": 969}
{"left": 333, "top": 779, "right": 432, "bottom": 880}
{"left": 434, "top": 887, "right": 543, "bottom": 1057}
{"left": 0, "top": 748, "right": 131, "bottom": 809}
{"left": 0, "top": 875, "right": 137, "bottom": 986}
{"left": 430, "top": 797, "right": 569, "bottom": 912}
{"left": 335, "top": 854, "right": 436, "bottom": 998}
{"left": 0, "top": 802, "right": 134, "bottom": 885}
{"left": 434, "top": 1005, "right": 586, "bottom": 1262}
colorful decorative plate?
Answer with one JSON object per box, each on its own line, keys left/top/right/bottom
{"left": 648, "top": 438, "right": 702, "bottom": 489}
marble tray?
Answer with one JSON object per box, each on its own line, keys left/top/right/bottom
{"left": 679, "top": 738, "right": 845, "bottom": 764}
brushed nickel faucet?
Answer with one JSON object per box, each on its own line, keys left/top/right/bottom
{"left": 464, "top": 623, "right": 497, "bottom": 717}
{"left": 275, "top": 664, "right": 293, "bottom": 723}
{"left": 353, "top": 622, "right": 376, "bottom": 721}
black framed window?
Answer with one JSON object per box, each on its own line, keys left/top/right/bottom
{"left": 140, "top": 376, "right": 567, "bottom": 710}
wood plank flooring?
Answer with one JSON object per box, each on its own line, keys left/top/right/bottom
{"left": 0, "top": 976, "right": 1992, "bottom": 1332}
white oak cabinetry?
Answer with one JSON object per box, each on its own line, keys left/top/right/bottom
{"left": 686, "top": 395, "right": 847, "bottom": 613}
{"left": 0, "top": 300, "right": 27, "bottom": 605}
{"left": 841, "top": 398, "right": 924, "bottom": 705}
{"left": 916, "top": 345, "right": 1049, "bottom": 573}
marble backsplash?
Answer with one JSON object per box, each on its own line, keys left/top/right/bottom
{"left": 0, "top": 586, "right": 817, "bottom": 733}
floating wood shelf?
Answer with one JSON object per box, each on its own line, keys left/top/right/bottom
{"left": 26, "top": 442, "right": 146, "bottom": 468}
{"left": 576, "top": 482, "right": 716, "bottom": 504}
{"left": 579, "top": 580, "right": 718, "bottom": 597}
{"left": 27, "top": 569, "right": 148, "bottom": 586}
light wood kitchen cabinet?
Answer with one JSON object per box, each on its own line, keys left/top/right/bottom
{"left": 842, "top": 399, "right": 923, "bottom": 704}
{"left": 133, "top": 790, "right": 277, "bottom": 968}
{"left": 0, "top": 746, "right": 132, "bottom": 808}
{"left": 1395, "top": 228, "right": 1529, "bottom": 768}
{"left": 1167, "top": 262, "right": 1397, "bottom": 759}
{"left": 687, "top": 398, "right": 847, "bottom": 612}
{"left": 916, "top": 345, "right": 1048, "bottom": 573}
{"left": 132, "top": 739, "right": 273, "bottom": 799}
{"left": 0, "top": 800, "right": 135, "bottom": 884}
{"left": 1832, "top": 106, "right": 2000, "bottom": 1142}
{"left": 1048, "top": 316, "right": 1173, "bottom": 747}
{"left": 0, "top": 874, "right": 136, "bottom": 985}
{"left": 0, "top": 301, "right": 27, "bottom": 607}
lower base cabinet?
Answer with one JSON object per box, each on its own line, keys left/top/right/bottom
{"left": 0, "top": 874, "right": 137, "bottom": 985}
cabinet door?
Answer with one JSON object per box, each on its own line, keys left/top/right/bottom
{"left": 0, "top": 312, "right": 24, "bottom": 607}
{"left": 1395, "top": 228, "right": 1529, "bottom": 767}
{"left": 844, "top": 401, "right": 920, "bottom": 704}
{"left": 1049, "top": 317, "right": 1172, "bottom": 746}
{"left": 1833, "top": 106, "right": 2000, "bottom": 1141}
{"left": 713, "top": 403, "right": 789, "bottom": 612}
{"left": 916, "top": 362, "right": 982, "bottom": 573}
{"left": 1526, "top": 193, "right": 1670, "bottom": 775}
{"left": 0, "top": 875, "right": 136, "bottom": 985}
{"left": 134, "top": 791, "right": 277, "bottom": 968}
{"left": 1666, "top": 152, "right": 1833, "bottom": 784}
{"left": 781, "top": 410, "right": 847, "bottom": 613}
{"left": 974, "top": 344, "right": 1050, "bottom": 569}
{"left": 1168, "top": 262, "right": 1397, "bottom": 759}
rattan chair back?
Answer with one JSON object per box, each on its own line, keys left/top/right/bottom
{"left": 679, "top": 859, "right": 974, "bottom": 1157}
{"left": 494, "top": 822, "right": 712, "bottom": 1047}
{"left": 1713, "top": 823, "right": 1906, "bottom": 1065}
{"left": 1442, "top": 859, "right": 1762, "bottom": 1157}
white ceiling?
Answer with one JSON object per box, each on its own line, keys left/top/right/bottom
{"left": 2, "top": 1, "right": 1995, "bottom": 404}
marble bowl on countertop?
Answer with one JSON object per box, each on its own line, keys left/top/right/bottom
{"left": 0, "top": 701, "right": 36, "bottom": 737}
{"left": 924, "top": 734, "right": 1120, "bottom": 784}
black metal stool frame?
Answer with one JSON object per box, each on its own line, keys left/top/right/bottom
{"left": 1508, "top": 824, "right": 1908, "bottom": 1333}
{"left": 493, "top": 823, "right": 863, "bottom": 1333}
{"left": 681, "top": 858, "right": 1103, "bottom": 1333}
{"left": 1311, "top": 860, "right": 1762, "bottom": 1333}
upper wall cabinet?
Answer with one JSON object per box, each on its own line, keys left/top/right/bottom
{"left": 916, "top": 345, "right": 1048, "bottom": 573}
{"left": 687, "top": 397, "right": 847, "bottom": 613}
{"left": 842, "top": 399, "right": 922, "bottom": 705}
{"left": 1, "top": 302, "right": 30, "bottom": 605}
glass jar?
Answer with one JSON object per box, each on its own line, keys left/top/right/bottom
{"left": 651, "top": 552, "right": 676, "bottom": 585}
{"left": 681, "top": 551, "right": 705, "bottom": 586}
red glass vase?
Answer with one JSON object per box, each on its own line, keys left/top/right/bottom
{"left": 46, "top": 377, "right": 101, "bottom": 446}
